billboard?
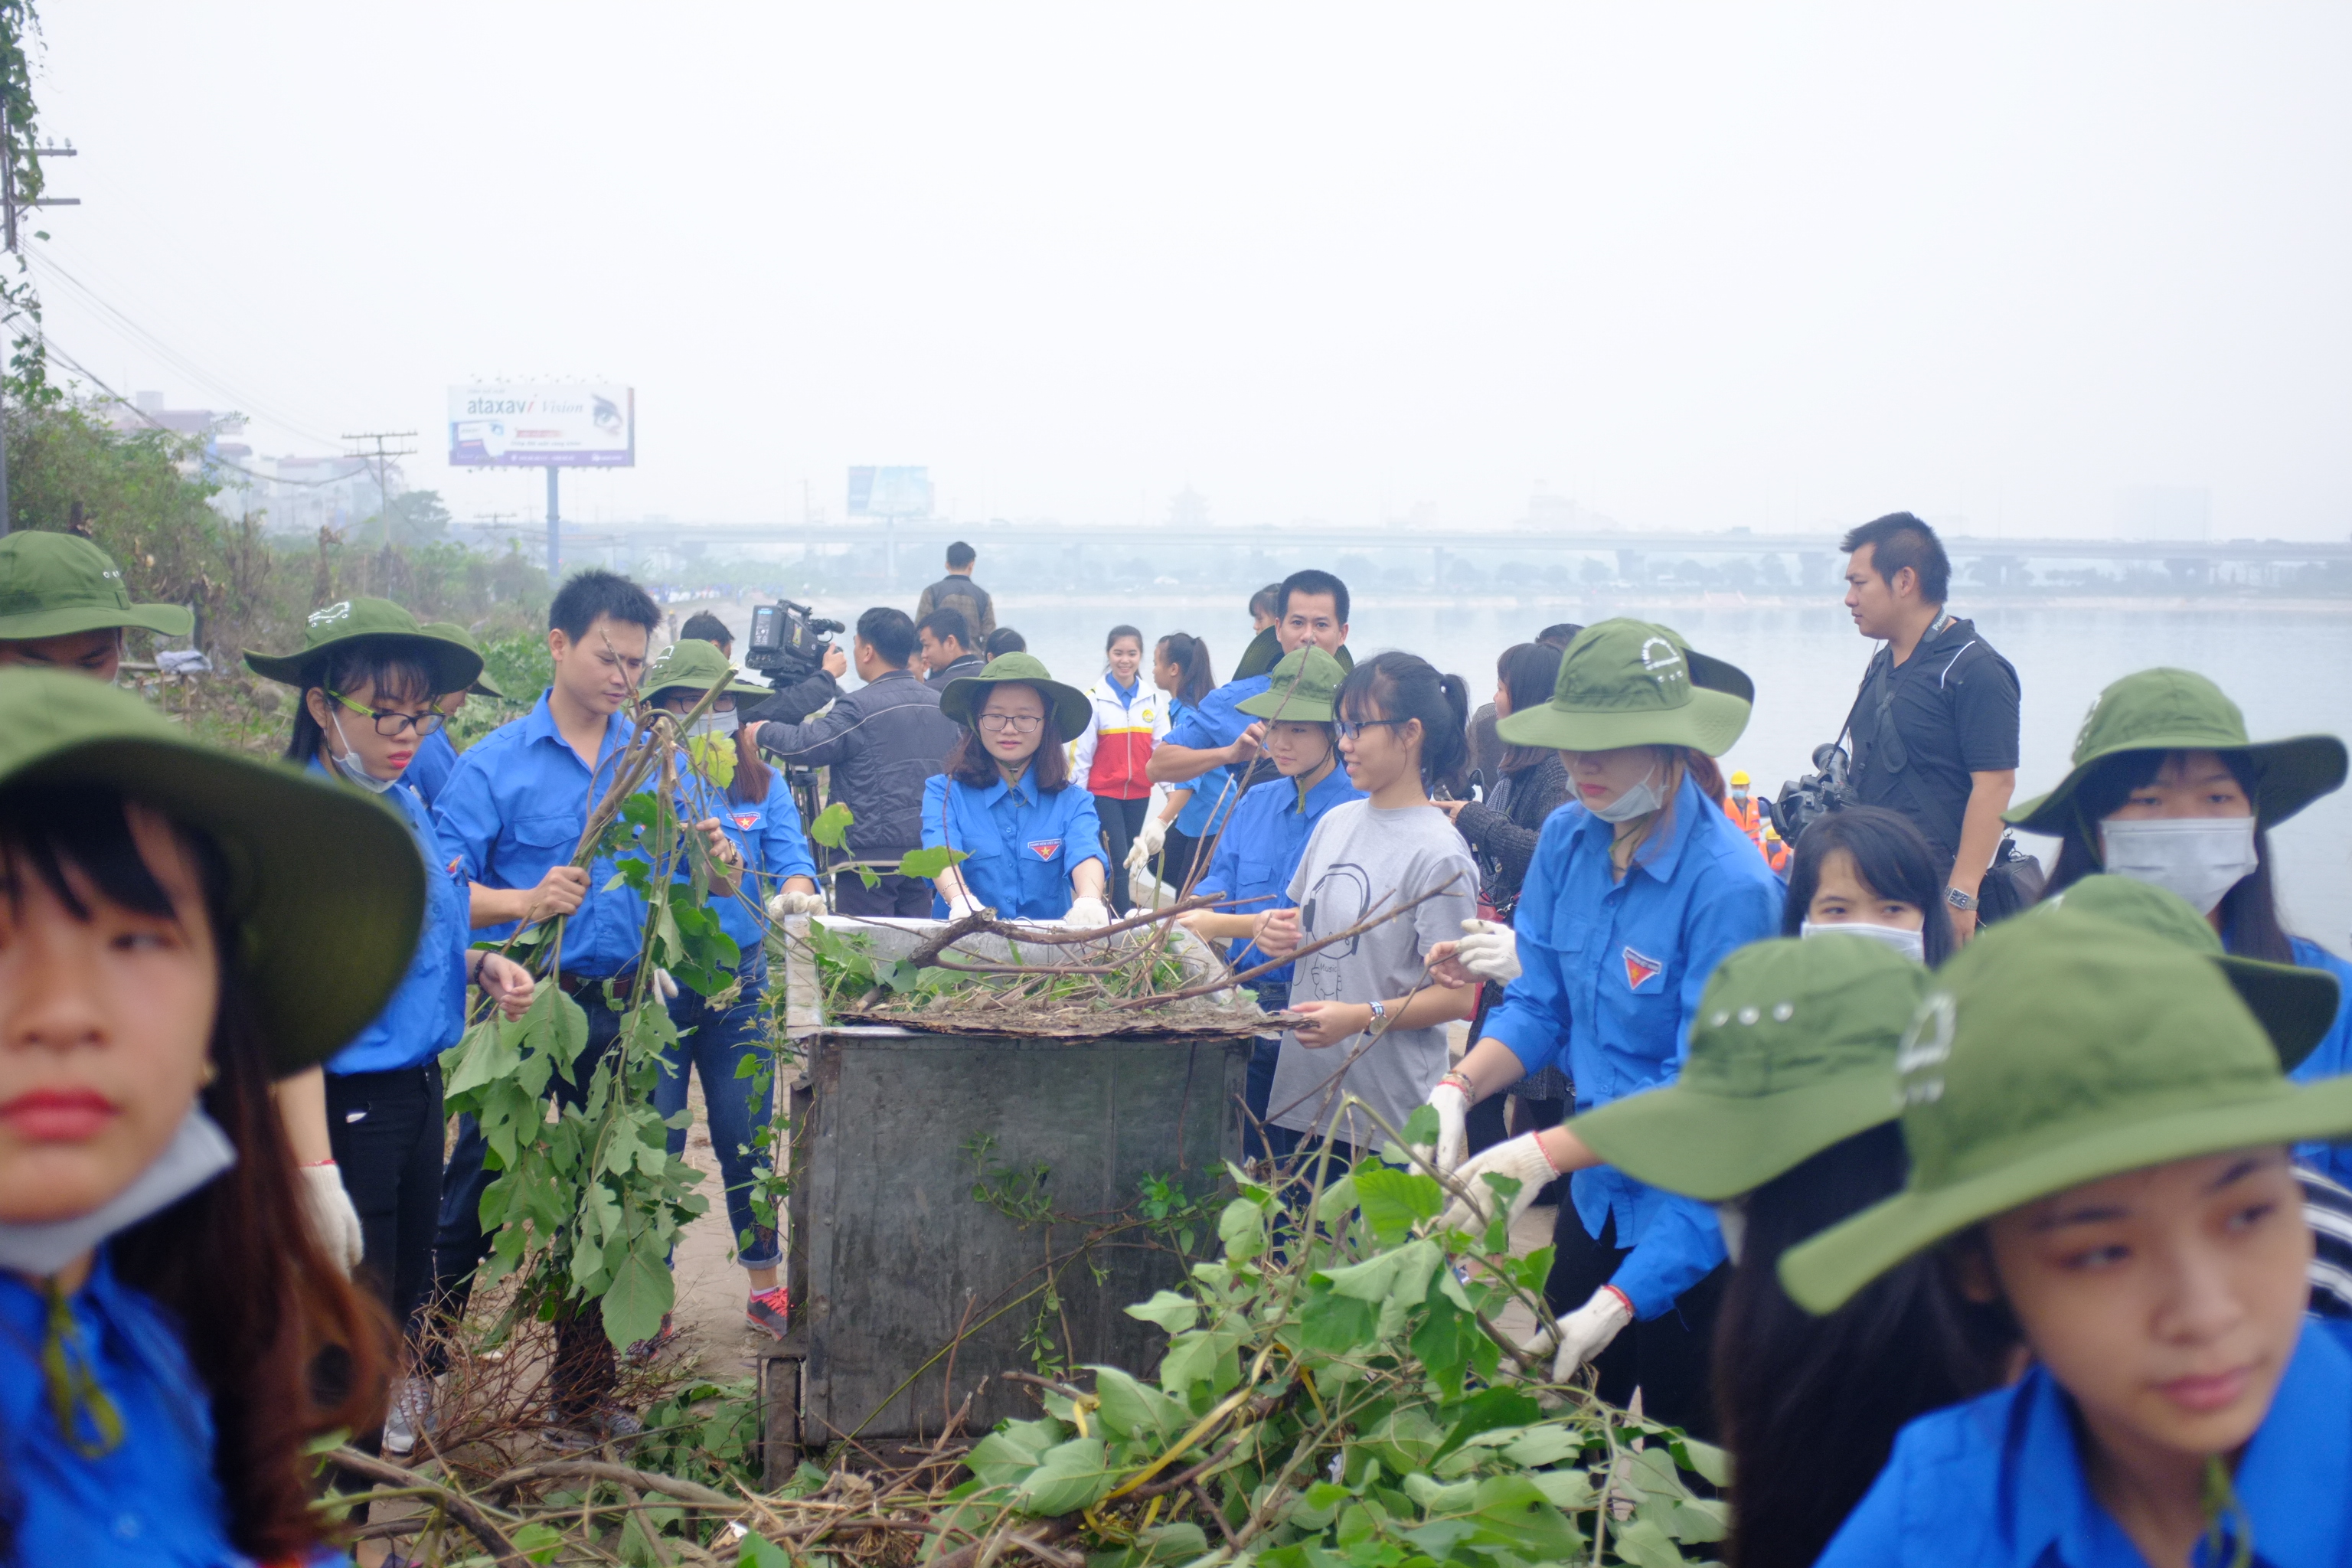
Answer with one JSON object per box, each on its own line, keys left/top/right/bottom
{"left": 847, "top": 466, "right": 933, "bottom": 518}
{"left": 448, "top": 384, "right": 634, "bottom": 467}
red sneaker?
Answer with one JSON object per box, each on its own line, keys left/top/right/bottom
{"left": 746, "top": 1286, "right": 791, "bottom": 1340}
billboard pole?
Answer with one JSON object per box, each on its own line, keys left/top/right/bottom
{"left": 546, "top": 466, "right": 561, "bottom": 580}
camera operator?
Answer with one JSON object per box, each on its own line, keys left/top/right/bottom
{"left": 1839, "top": 511, "right": 2020, "bottom": 941}
{"left": 742, "top": 607, "right": 959, "bottom": 916}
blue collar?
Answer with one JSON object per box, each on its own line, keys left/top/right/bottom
{"left": 520, "top": 691, "right": 635, "bottom": 774}
{"left": 1106, "top": 671, "right": 1138, "bottom": 703}
{"left": 972, "top": 765, "right": 1040, "bottom": 808}
{"left": 1572, "top": 768, "right": 1713, "bottom": 885}
{"left": 1294, "top": 760, "right": 1354, "bottom": 815}
{"left": 2004, "top": 1320, "right": 2352, "bottom": 1568}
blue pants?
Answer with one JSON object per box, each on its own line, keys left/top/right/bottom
{"left": 658, "top": 962, "right": 779, "bottom": 1269}
{"left": 1243, "top": 1035, "right": 1282, "bottom": 1161}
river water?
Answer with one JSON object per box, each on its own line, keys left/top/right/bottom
{"left": 715, "top": 595, "right": 2352, "bottom": 956}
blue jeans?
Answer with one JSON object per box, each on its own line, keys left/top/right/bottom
{"left": 658, "top": 961, "right": 779, "bottom": 1270}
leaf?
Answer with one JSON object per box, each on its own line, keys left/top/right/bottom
{"left": 1352, "top": 1166, "right": 1442, "bottom": 1246}
{"left": 1218, "top": 1197, "right": 1268, "bottom": 1262}
{"left": 1437, "top": 1387, "right": 1542, "bottom": 1455}
{"left": 1124, "top": 1289, "right": 1198, "bottom": 1335}
{"left": 1011, "top": 1436, "right": 1118, "bottom": 1516}
{"left": 1611, "top": 1515, "right": 1689, "bottom": 1567}
{"left": 1155, "top": 1327, "right": 1240, "bottom": 1394}
{"left": 513, "top": 1521, "right": 567, "bottom": 1564}
{"left": 1669, "top": 1435, "right": 1733, "bottom": 1488}
{"left": 1499, "top": 1425, "right": 1581, "bottom": 1468}
{"left": 897, "top": 844, "right": 967, "bottom": 880}
{"left": 965, "top": 1416, "right": 1066, "bottom": 1487}
{"left": 1457, "top": 1475, "right": 1581, "bottom": 1559}
{"left": 738, "top": 1534, "right": 794, "bottom": 1568}
{"left": 1319, "top": 1237, "right": 1441, "bottom": 1308}
{"left": 599, "top": 1242, "right": 675, "bottom": 1349}
{"left": 441, "top": 1015, "right": 521, "bottom": 1099}
{"left": 808, "top": 801, "right": 855, "bottom": 849}
{"left": 1086, "top": 1365, "right": 1185, "bottom": 1443}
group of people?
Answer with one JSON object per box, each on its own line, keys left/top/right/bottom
{"left": 5, "top": 508, "right": 2352, "bottom": 1567}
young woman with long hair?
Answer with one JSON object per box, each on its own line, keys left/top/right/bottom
{"left": 0, "top": 670, "right": 422, "bottom": 1561}
{"left": 1070, "top": 626, "right": 1172, "bottom": 914}
{"left": 921, "top": 654, "right": 1109, "bottom": 926}
{"left": 1138, "top": 632, "right": 1220, "bottom": 893}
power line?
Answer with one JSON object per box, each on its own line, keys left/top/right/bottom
{"left": 343, "top": 430, "right": 418, "bottom": 547}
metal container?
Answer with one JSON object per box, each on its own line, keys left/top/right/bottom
{"left": 764, "top": 917, "right": 1253, "bottom": 1462}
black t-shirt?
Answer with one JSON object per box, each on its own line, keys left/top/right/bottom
{"left": 1848, "top": 616, "right": 2021, "bottom": 867}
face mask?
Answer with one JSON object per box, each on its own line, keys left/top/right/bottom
{"left": 328, "top": 710, "right": 395, "bottom": 794}
{"left": 688, "top": 709, "right": 740, "bottom": 740}
{"left": 1588, "top": 763, "right": 1666, "bottom": 824}
{"left": 688, "top": 730, "right": 738, "bottom": 788}
{"left": 1713, "top": 1200, "right": 1747, "bottom": 1266}
{"left": 1801, "top": 919, "right": 1926, "bottom": 964}
{"left": 0, "top": 1107, "right": 236, "bottom": 1276}
{"left": 2100, "top": 816, "right": 2259, "bottom": 916}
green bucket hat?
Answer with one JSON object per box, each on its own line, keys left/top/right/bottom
{"left": 243, "top": 598, "right": 483, "bottom": 696}
{"left": 1494, "top": 619, "right": 1753, "bottom": 756}
{"left": 1233, "top": 624, "right": 1354, "bottom": 682}
{"left": 939, "top": 652, "right": 1092, "bottom": 739}
{"left": 1235, "top": 645, "right": 1346, "bottom": 724}
{"left": 421, "top": 621, "right": 507, "bottom": 700}
{"left": 1571, "top": 935, "right": 1929, "bottom": 1200}
{"left": 0, "top": 531, "right": 194, "bottom": 642}
{"left": 643, "top": 637, "right": 769, "bottom": 704}
{"left": 0, "top": 669, "right": 425, "bottom": 1075}
{"left": 1779, "top": 913, "right": 2352, "bottom": 1314}
{"left": 2006, "top": 668, "right": 2347, "bottom": 836}
{"left": 2040, "top": 874, "right": 2339, "bottom": 1072}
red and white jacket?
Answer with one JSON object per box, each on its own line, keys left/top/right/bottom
{"left": 1069, "top": 673, "right": 1171, "bottom": 801}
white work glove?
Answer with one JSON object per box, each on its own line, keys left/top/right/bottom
{"left": 766, "top": 890, "right": 827, "bottom": 917}
{"left": 1126, "top": 815, "right": 1169, "bottom": 876}
{"left": 1437, "top": 1130, "right": 1561, "bottom": 1235}
{"left": 1063, "top": 896, "right": 1111, "bottom": 930}
{"left": 1454, "top": 919, "right": 1522, "bottom": 985}
{"left": 1422, "top": 1079, "right": 1472, "bottom": 1174}
{"left": 651, "top": 967, "right": 680, "bottom": 1002}
{"left": 298, "top": 1162, "right": 364, "bottom": 1276}
{"left": 1536, "top": 1286, "right": 1635, "bottom": 1381}
{"left": 946, "top": 890, "right": 987, "bottom": 921}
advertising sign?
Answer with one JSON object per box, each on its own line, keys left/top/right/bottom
{"left": 448, "top": 384, "right": 635, "bottom": 467}
{"left": 847, "top": 466, "right": 933, "bottom": 518}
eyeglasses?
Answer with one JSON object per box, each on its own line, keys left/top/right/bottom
{"left": 326, "top": 690, "right": 446, "bottom": 738}
{"left": 977, "top": 714, "right": 1044, "bottom": 735}
{"left": 1333, "top": 718, "right": 1409, "bottom": 743}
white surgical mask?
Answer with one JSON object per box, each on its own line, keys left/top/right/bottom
{"left": 2099, "top": 816, "right": 2259, "bottom": 916}
{"left": 688, "top": 710, "right": 740, "bottom": 740}
{"left": 1588, "top": 763, "right": 1667, "bottom": 824}
{"left": 328, "top": 710, "right": 397, "bottom": 794}
{"left": 0, "top": 1107, "right": 236, "bottom": 1276}
{"left": 1800, "top": 919, "right": 1927, "bottom": 964}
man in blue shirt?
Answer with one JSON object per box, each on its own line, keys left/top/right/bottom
{"left": 1180, "top": 646, "right": 1362, "bottom": 1158}
{"left": 403, "top": 621, "right": 510, "bottom": 810}
{"left": 1141, "top": 568, "right": 1353, "bottom": 889}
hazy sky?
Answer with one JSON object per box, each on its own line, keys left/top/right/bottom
{"left": 25, "top": 4, "right": 2352, "bottom": 540}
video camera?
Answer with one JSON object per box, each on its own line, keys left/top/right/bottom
{"left": 743, "top": 598, "right": 846, "bottom": 686}
{"left": 1766, "top": 742, "right": 1857, "bottom": 846}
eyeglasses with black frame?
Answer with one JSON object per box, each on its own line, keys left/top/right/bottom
{"left": 977, "top": 713, "right": 1044, "bottom": 735}
{"left": 1332, "top": 717, "right": 1410, "bottom": 743}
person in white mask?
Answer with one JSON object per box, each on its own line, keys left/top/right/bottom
{"left": 1778, "top": 805, "right": 1956, "bottom": 966}
{"left": 2011, "top": 666, "right": 2352, "bottom": 1184}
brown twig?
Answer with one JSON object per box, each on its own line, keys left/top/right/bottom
{"left": 1112, "top": 876, "right": 1464, "bottom": 1009}
{"left": 485, "top": 1456, "right": 738, "bottom": 1509}
{"left": 327, "top": 1446, "right": 531, "bottom": 1566}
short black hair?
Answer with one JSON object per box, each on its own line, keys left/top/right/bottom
{"left": 550, "top": 567, "right": 661, "bottom": 641}
{"left": 1248, "top": 583, "right": 1282, "bottom": 620}
{"left": 946, "top": 541, "right": 976, "bottom": 570}
{"left": 1781, "top": 804, "right": 1957, "bottom": 965}
{"left": 985, "top": 627, "right": 1026, "bottom": 657}
{"left": 1839, "top": 512, "right": 1950, "bottom": 605}
{"left": 1279, "top": 568, "right": 1349, "bottom": 627}
{"left": 857, "top": 606, "right": 919, "bottom": 668}
{"left": 679, "top": 610, "right": 733, "bottom": 648}
{"left": 1536, "top": 622, "right": 1583, "bottom": 649}
{"left": 917, "top": 607, "right": 972, "bottom": 652}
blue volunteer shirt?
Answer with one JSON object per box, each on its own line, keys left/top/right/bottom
{"left": 311, "top": 760, "right": 470, "bottom": 1075}
{"left": 1820, "top": 1315, "right": 2352, "bottom": 1567}
{"left": 0, "top": 1253, "right": 276, "bottom": 1566}
{"left": 1484, "top": 770, "right": 1784, "bottom": 1318}
{"left": 431, "top": 692, "right": 652, "bottom": 978}
{"left": 2284, "top": 936, "right": 2352, "bottom": 1188}
{"left": 1166, "top": 677, "right": 1271, "bottom": 838}
{"left": 682, "top": 766, "right": 819, "bottom": 959}
{"left": 403, "top": 725, "right": 460, "bottom": 810}
{"left": 922, "top": 766, "right": 1106, "bottom": 920}
{"left": 1191, "top": 763, "right": 1364, "bottom": 981}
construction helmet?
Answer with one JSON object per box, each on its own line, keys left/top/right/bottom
{"left": 1730, "top": 769, "right": 1751, "bottom": 789}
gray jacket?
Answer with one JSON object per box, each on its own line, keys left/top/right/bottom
{"left": 753, "top": 670, "right": 960, "bottom": 855}
{"left": 925, "top": 652, "right": 987, "bottom": 691}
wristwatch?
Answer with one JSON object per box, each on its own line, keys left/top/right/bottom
{"left": 1367, "top": 999, "right": 1389, "bottom": 1024}
{"left": 1945, "top": 886, "right": 1979, "bottom": 912}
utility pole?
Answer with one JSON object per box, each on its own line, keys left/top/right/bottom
{"left": 0, "top": 128, "right": 77, "bottom": 538}
{"left": 341, "top": 430, "right": 418, "bottom": 547}
{"left": 546, "top": 466, "right": 561, "bottom": 580}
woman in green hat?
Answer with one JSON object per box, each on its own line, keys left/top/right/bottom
{"left": 0, "top": 669, "right": 425, "bottom": 1561}
{"left": 921, "top": 652, "right": 1111, "bottom": 926}
{"left": 1784, "top": 913, "right": 2352, "bottom": 1568}
{"left": 0, "top": 530, "right": 194, "bottom": 681}
{"left": 642, "top": 638, "right": 821, "bottom": 1338}
{"left": 247, "top": 596, "right": 537, "bottom": 1455}
{"left": 2017, "top": 666, "right": 2352, "bottom": 1187}
{"left": 1420, "top": 619, "right": 1782, "bottom": 1437}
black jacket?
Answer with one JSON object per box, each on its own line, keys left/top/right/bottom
{"left": 741, "top": 670, "right": 841, "bottom": 728}
{"left": 753, "top": 670, "right": 960, "bottom": 854}
{"left": 925, "top": 652, "right": 987, "bottom": 692}
{"left": 1450, "top": 750, "right": 1571, "bottom": 916}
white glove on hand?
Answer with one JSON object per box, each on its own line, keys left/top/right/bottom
{"left": 651, "top": 967, "right": 680, "bottom": 1003}
{"left": 1437, "top": 1130, "right": 1560, "bottom": 1235}
{"left": 1126, "top": 815, "right": 1170, "bottom": 876}
{"left": 1422, "top": 1080, "right": 1472, "bottom": 1174}
{"left": 766, "top": 890, "right": 827, "bottom": 918}
{"left": 946, "top": 890, "right": 988, "bottom": 921}
{"left": 1063, "top": 896, "right": 1112, "bottom": 930}
{"left": 1454, "top": 919, "right": 1522, "bottom": 985}
{"left": 298, "top": 1162, "right": 364, "bottom": 1276}
{"left": 1542, "top": 1286, "right": 1635, "bottom": 1381}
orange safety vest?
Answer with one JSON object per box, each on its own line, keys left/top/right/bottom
{"left": 1728, "top": 792, "right": 1763, "bottom": 847}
